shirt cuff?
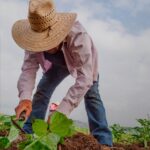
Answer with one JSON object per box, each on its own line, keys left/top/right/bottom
{"left": 19, "top": 92, "right": 32, "bottom": 101}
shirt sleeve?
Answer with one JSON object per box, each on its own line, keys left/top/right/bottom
{"left": 17, "top": 51, "right": 39, "bottom": 101}
{"left": 56, "top": 32, "right": 93, "bottom": 116}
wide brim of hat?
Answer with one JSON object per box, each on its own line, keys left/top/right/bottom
{"left": 12, "top": 13, "right": 77, "bottom": 52}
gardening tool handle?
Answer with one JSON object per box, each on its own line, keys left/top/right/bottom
{"left": 19, "top": 111, "right": 26, "bottom": 121}
{"left": 11, "top": 117, "right": 25, "bottom": 133}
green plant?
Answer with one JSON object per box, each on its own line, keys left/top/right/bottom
{"left": 111, "top": 124, "right": 137, "bottom": 144}
{"left": 0, "top": 114, "right": 11, "bottom": 131}
{"left": 0, "top": 112, "right": 77, "bottom": 150}
{"left": 110, "top": 124, "right": 125, "bottom": 143}
{"left": 0, "top": 114, "right": 20, "bottom": 149}
{"left": 74, "top": 126, "right": 89, "bottom": 134}
{"left": 133, "top": 118, "right": 150, "bottom": 148}
{"left": 18, "top": 111, "right": 77, "bottom": 150}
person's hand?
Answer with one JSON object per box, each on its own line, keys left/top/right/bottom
{"left": 15, "top": 99, "right": 32, "bottom": 120}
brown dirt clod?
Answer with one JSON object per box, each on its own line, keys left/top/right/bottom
{"left": 0, "top": 130, "right": 9, "bottom": 137}
{"left": 60, "top": 132, "right": 101, "bottom": 150}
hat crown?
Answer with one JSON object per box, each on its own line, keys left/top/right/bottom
{"left": 12, "top": 0, "right": 77, "bottom": 52}
{"left": 29, "top": 0, "right": 55, "bottom": 18}
{"left": 28, "top": 0, "right": 56, "bottom": 31}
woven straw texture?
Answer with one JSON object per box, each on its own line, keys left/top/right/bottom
{"left": 12, "top": 0, "right": 77, "bottom": 52}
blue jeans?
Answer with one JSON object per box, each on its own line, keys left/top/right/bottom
{"left": 23, "top": 54, "right": 112, "bottom": 146}
{"left": 84, "top": 78, "right": 112, "bottom": 146}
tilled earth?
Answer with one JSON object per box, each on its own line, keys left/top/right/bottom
{"left": 1, "top": 131, "right": 150, "bottom": 150}
{"left": 0, "top": 130, "right": 9, "bottom": 137}
{"left": 60, "top": 133, "right": 101, "bottom": 150}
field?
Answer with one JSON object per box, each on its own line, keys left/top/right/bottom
{"left": 0, "top": 112, "right": 150, "bottom": 150}
{"left": 110, "top": 118, "right": 150, "bottom": 150}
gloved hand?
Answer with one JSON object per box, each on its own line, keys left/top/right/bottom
{"left": 15, "top": 99, "right": 32, "bottom": 120}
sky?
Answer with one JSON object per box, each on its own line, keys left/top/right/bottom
{"left": 0, "top": 0, "right": 150, "bottom": 126}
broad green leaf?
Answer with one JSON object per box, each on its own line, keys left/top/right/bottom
{"left": 18, "top": 140, "right": 33, "bottom": 150}
{"left": 0, "top": 137, "right": 10, "bottom": 149}
{"left": 59, "top": 137, "right": 64, "bottom": 144}
{"left": 16, "top": 120, "right": 25, "bottom": 128}
{"left": 18, "top": 134, "right": 36, "bottom": 150}
{"left": 8, "top": 125, "right": 19, "bottom": 142}
{"left": 25, "top": 134, "right": 35, "bottom": 140}
{"left": 24, "top": 140, "right": 49, "bottom": 150}
{"left": 0, "top": 115, "right": 11, "bottom": 131}
{"left": 50, "top": 111, "right": 76, "bottom": 137}
{"left": 39, "top": 133, "right": 60, "bottom": 150}
{"left": 24, "top": 133, "right": 60, "bottom": 150}
{"left": 0, "top": 114, "right": 11, "bottom": 123}
{"left": 32, "top": 119, "right": 48, "bottom": 137}
{"left": 67, "top": 124, "right": 76, "bottom": 136}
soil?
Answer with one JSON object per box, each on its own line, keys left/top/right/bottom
{"left": 1, "top": 132, "right": 150, "bottom": 150}
{"left": 60, "top": 133, "right": 150, "bottom": 150}
{"left": 0, "top": 130, "right": 9, "bottom": 137}
{"left": 60, "top": 132, "right": 101, "bottom": 150}
{"left": 1, "top": 132, "right": 27, "bottom": 150}
{"left": 8, "top": 134, "right": 26, "bottom": 150}
{"left": 113, "top": 143, "right": 150, "bottom": 150}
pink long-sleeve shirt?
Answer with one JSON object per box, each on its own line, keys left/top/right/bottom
{"left": 17, "top": 21, "right": 99, "bottom": 116}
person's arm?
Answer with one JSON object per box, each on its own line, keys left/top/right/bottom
{"left": 57, "top": 32, "right": 93, "bottom": 116}
{"left": 15, "top": 51, "right": 39, "bottom": 119}
{"left": 17, "top": 51, "right": 39, "bottom": 101}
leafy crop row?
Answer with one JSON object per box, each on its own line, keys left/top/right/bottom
{"left": 0, "top": 112, "right": 88, "bottom": 150}
{"left": 110, "top": 118, "right": 150, "bottom": 148}
{"left": 0, "top": 113, "right": 150, "bottom": 150}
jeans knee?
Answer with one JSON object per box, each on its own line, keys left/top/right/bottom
{"left": 36, "top": 86, "right": 51, "bottom": 97}
{"left": 33, "top": 89, "right": 50, "bottom": 105}
{"left": 85, "top": 88, "right": 100, "bottom": 100}
{"left": 84, "top": 88, "right": 103, "bottom": 108}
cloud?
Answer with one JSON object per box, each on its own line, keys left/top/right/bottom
{"left": 109, "top": 0, "right": 150, "bottom": 14}
{"left": 72, "top": 5, "right": 150, "bottom": 126}
{"left": 0, "top": 0, "right": 150, "bottom": 126}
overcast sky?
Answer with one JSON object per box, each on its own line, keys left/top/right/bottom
{"left": 0, "top": 0, "right": 150, "bottom": 126}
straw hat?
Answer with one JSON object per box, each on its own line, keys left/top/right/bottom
{"left": 12, "top": 0, "right": 77, "bottom": 52}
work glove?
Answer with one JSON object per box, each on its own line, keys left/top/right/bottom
{"left": 15, "top": 99, "right": 32, "bottom": 120}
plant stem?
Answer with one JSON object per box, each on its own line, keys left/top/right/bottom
{"left": 144, "top": 139, "right": 147, "bottom": 148}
